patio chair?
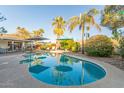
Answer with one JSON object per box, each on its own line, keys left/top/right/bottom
{"left": 0, "top": 48, "right": 2, "bottom": 54}
{"left": 0, "top": 48, "right": 7, "bottom": 54}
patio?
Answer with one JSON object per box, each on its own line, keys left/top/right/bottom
{"left": 0, "top": 38, "right": 31, "bottom": 54}
{"left": 0, "top": 53, "right": 47, "bottom": 88}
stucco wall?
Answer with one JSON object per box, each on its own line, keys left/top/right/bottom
{"left": 0, "top": 40, "right": 8, "bottom": 48}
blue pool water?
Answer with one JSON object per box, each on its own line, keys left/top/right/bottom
{"left": 20, "top": 53, "right": 106, "bottom": 86}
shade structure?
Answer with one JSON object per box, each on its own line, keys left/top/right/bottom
{"left": 57, "top": 38, "right": 73, "bottom": 40}
{"left": 26, "top": 36, "right": 49, "bottom": 41}
{"left": 26, "top": 36, "right": 49, "bottom": 52}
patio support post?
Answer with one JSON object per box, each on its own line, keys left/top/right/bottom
{"left": 22, "top": 42, "right": 25, "bottom": 51}
{"left": 31, "top": 41, "right": 33, "bottom": 51}
{"left": 12, "top": 41, "right": 14, "bottom": 52}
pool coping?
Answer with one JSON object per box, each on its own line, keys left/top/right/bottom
{"left": 61, "top": 53, "right": 124, "bottom": 88}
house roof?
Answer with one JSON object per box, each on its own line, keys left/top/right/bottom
{"left": 1, "top": 34, "right": 22, "bottom": 39}
{"left": 0, "top": 34, "right": 31, "bottom": 42}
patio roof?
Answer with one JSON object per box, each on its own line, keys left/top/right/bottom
{"left": 0, "top": 37, "right": 31, "bottom": 42}
{"left": 56, "top": 36, "right": 73, "bottom": 40}
{"left": 57, "top": 38, "right": 73, "bottom": 40}
{"left": 0, "top": 34, "right": 32, "bottom": 42}
{"left": 0, "top": 34, "right": 49, "bottom": 42}
{"left": 26, "top": 36, "right": 49, "bottom": 41}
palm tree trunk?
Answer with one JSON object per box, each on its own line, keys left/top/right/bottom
{"left": 81, "top": 33, "right": 85, "bottom": 54}
{"left": 0, "top": 34, "right": 3, "bottom": 39}
{"left": 56, "top": 36, "right": 59, "bottom": 50}
{"left": 86, "top": 32, "right": 88, "bottom": 40}
{"left": 81, "top": 20, "right": 85, "bottom": 54}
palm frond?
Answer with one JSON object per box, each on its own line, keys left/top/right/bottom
{"left": 52, "top": 16, "right": 66, "bottom": 37}
{"left": 68, "top": 16, "right": 79, "bottom": 32}
{"left": 88, "top": 8, "right": 99, "bottom": 16}
{"left": 95, "top": 23, "right": 101, "bottom": 31}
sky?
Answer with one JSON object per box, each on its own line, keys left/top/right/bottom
{"left": 0, "top": 5, "right": 112, "bottom": 42}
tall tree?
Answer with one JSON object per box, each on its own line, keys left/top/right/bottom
{"left": 0, "top": 13, "right": 7, "bottom": 36}
{"left": 16, "top": 27, "right": 31, "bottom": 39}
{"left": 0, "top": 27, "right": 7, "bottom": 36}
{"left": 33, "top": 28, "right": 44, "bottom": 37}
{"left": 68, "top": 8, "right": 101, "bottom": 54}
{"left": 52, "top": 16, "right": 66, "bottom": 50}
{"left": 101, "top": 5, "right": 124, "bottom": 40}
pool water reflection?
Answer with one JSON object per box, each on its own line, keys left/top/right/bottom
{"left": 20, "top": 52, "right": 106, "bottom": 86}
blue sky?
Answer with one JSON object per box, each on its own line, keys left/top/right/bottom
{"left": 0, "top": 5, "right": 112, "bottom": 42}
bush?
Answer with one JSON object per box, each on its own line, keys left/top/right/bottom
{"left": 72, "top": 42, "right": 80, "bottom": 52}
{"left": 111, "top": 39, "right": 120, "bottom": 55}
{"left": 85, "top": 35, "right": 113, "bottom": 57}
{"left": 119, "top": 37, "right": 124, "bottom": 59}
{"left": 59, "top": 40, "right": 80, "bottom": 52}
{"left": 60, "top": 40, "right": 73, "bottom": 50}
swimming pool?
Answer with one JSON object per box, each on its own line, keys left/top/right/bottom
{"left": 20, "top": 52, "right": 106, "bottom": 86}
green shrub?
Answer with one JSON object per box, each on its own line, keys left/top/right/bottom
{"left": 60, "top": 40, "right": 73, "bottom": 50}
{"left": 85, "top": 35, "right": 113, "bottom": 57}
{"left": 59, "top": 40, "right": 80, "bottom": 52}
{"left": 72, "top": 42, "right": 80, "bottom": 52}
{"left": 119, "top": 37, "right": 124, "bottom": 59}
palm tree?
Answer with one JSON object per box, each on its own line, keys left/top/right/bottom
{"left": 67, "top": 9, "right": 101, "bottom": 54}
{"left": 0, "top": 13, "right": 7, "bottom": 37}
{"left": 33, "top": 28, "right": 44, "bottom": 37}
{"left": 16, "top": 27, "right": 31, "bottom": 39}
{"left": 52, "top": 16, "right": 66, "bottom": 50}
{"left": 0, "top": 27, "right": 7, "bottom": 37}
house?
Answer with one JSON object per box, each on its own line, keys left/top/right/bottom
{"left": 0, "top": 34, "right": 31, "bottom": 53}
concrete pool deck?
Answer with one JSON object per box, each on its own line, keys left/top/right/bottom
{"left": 0, "top": 53, "right": 124, "bottom": 88}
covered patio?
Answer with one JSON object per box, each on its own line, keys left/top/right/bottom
{"left": 0, "top": 38, "right": 31, "bottom": 53}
